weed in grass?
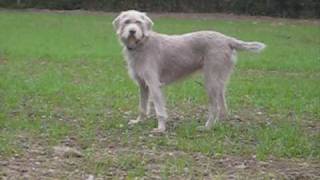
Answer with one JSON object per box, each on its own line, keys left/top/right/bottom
{"left": 160, "top": 154, "right": 194, "bottom": 178}
{"left": 117, "top": 154, "right": 146, "bottom": 178}
{"left": 254, "top": 120, "right": 318, "bottom": 160}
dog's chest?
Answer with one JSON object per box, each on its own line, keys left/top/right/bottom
{"left": 125, "top": 51, "right": 149, "bottom": 83}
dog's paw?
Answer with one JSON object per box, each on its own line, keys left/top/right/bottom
{"left": 128, "top": 119, "right": 141, "bottom": 125}
{"left": 151, "top": 127, "right": 166, "bottom": 134}
{"left": 129, "top": 115, "right": 146, "bottom": 125}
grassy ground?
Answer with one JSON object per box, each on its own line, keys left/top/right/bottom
{"left": 0, "top": 10, "right": 319, "bottom": 179}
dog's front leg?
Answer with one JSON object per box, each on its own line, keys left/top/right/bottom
{"left": 129, "top": 82, "right": 149, "bottom": 125}
{"left": 147, "top": 81, "right": 167, "bottom": 133}
{"left": 146, "top": 97, "right": 155, "bottom": 118}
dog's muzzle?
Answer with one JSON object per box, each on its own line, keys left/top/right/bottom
{"left": 125, "top": 35, "right": 143, "bottom": 50}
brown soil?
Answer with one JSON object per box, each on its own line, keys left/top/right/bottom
{"left": 1, "top": 139, "right": 319, "bottom": 179}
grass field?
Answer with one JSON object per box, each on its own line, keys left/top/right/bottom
{"left": 0, "top": 10, "right": 319, "bottom": 179}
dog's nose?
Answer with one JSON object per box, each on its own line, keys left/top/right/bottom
{"left": 129, "top": 30, "right": 136, "bottom": 35}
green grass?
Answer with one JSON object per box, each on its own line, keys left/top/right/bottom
{"left": 0, "top": 10, "right": 319, "bottom": 178}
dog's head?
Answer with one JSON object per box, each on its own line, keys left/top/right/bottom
{"left": 112, "top": 10, "right": 153, "bottom": 50}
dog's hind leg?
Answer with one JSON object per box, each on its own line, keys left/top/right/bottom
{"left": 199, "top": 52, "right": 233, "bottom": 130}
{"left": 203, "top": 74, "right": 221, "bottom": 129}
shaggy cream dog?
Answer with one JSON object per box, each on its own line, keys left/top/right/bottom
{"left": 113, "top": 10, "right": 266, "bottom": 133}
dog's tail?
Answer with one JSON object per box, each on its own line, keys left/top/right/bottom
{"left": 229, "top": 38, "right": 266, "bottom": 53}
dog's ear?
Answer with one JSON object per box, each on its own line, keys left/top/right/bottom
{"left": 112, "top": 12, "right": 123, "bottom": 31}
{"left": 141, "top": 12, "right": 153, "bottom": 37}
{"left": 142, "top": 12, "right": 153, "bottom": 30}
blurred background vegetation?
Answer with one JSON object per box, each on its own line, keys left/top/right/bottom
{"left": 0, "top": 0, "right": 319, "bottom": 18}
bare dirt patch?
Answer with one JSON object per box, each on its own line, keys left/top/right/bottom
{"left": 1, "top": 139, "right": 319, "bottom": 179}
{"left": 0, "top": 58, "right": 8, "bottom": 65}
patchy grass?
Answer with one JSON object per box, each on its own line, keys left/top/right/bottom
{"left": 0, "top": 10, "right": 319, "bottom": 179}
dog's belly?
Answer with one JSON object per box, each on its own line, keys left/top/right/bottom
{"left": 159, "top": 55, "right": 204, "bottom": 85}
{"left": 160, "top": 65, "right": 202, "bottom": 85}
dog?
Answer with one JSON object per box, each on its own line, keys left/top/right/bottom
{"left": 113, "top": 10, "right": 266, "bottom": 133}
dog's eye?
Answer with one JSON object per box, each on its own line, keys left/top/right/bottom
{"left": 124, "top": 20, "right": 130, "bottom": 24}
{"left": 136, "top": 20, "right": 142, "bottom": 24}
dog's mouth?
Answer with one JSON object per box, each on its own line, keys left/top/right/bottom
{"left": 125, "top": 35, "right": 141, "bottom": 50}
